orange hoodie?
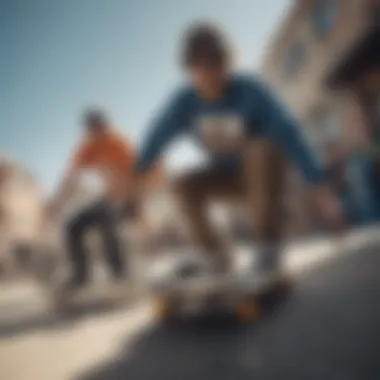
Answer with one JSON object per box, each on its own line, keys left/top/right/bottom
{"left": 72, "top": 128, "right": 163, "bottom": 201}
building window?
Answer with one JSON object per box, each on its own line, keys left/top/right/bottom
{"left": 313, "top": 0, "right": 339, "bottom": 37}
{"left": 283, "top": 40, "right": 306, "bottom": 79}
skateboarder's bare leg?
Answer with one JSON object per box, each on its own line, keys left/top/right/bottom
{"left": 242, "top": 140, "right": 287, "bottom": 274}
{"left": 174, "top": 140, "right": 286, "bottom": 276}
{"left": 174, "top": 167, "right": 243, "bottom": 273}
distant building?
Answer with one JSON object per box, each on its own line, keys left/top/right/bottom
{"left": 326, "top": 1, "right": 380, "bottom": 156}
{"left": 0, "top": 156, "right": 44, "bottom": 255}
{"left": 261, "top": 0, "right": 379, "bottom": 163}
{"left": 259, "top": 0, "right": 380, "bottom": 232}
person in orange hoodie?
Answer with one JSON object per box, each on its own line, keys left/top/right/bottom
{"left": 50, "top": 108, "right": 144, "bottom": 292}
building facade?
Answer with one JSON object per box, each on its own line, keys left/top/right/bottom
{"left": 262, "top": 0, "right": 379, "bottom": 161}
{"left": 261, "top": 0, "right": 380, "bottom": 228}
{"left": 326, "top": 2, "right": 380, "bottom": 156}
{"left": 0, "top": 157, "right": 45, "bottom": 261}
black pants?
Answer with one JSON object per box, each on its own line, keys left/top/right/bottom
{"left": 13, "top": 243, "right": 33, "bottom": 270}
{"left": 65, "top": 200, "right": 125, "bottom": 283}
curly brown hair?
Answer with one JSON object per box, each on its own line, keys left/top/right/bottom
{"left": 181, "top": 22, "right": 229, "bottom": 68}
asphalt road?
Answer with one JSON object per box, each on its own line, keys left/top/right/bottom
{"left": 78, "top": 242, "right": 380, "bottom": 380}
{"left": 0, "top": 232, "right": 379, "bottom": 380}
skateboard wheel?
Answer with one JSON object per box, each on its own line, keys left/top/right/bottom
{"left": 154, "top": 296, "right": 178, "bottom": 323}
{"left": 235, "top": 298, "right": 261, "bottom": 323}
{"left": 277, "top": 274, "right": 294, "bottom": 291}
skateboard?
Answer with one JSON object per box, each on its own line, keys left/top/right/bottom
{"left": 47, "top": 280, "right": 131, "bottom": 313}
{"left": 147, "top": 259, "right": 293, "bottom": 324}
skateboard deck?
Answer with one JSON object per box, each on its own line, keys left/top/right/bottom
{"left": 148, "top": 260, "right": 293, "bottom": 323}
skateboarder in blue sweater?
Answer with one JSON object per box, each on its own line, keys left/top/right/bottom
{"left": 133, "top": 22, "right": 342, "bottom": 282}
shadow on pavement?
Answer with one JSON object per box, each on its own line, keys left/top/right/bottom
{"left": 77, "top": 245, "right": 380, "bottom": 380}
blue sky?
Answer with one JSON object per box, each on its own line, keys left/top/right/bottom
{"left": 0, "top": 0, "right": 289, "bottom": 194}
